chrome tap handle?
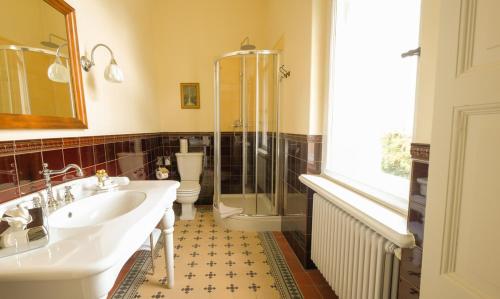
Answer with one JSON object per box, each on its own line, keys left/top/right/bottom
{"left": 41, "top": 163, "right": 58, "bottom": 209}
{"left": 64, "top": 186, "right": 75, "bottom": 203}
{"left": 40, "top": 163, "right": 83, "bottom": 209}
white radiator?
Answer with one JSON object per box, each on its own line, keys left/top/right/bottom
{"left": 311, "top": 193, "right": 399, "bottom": 299}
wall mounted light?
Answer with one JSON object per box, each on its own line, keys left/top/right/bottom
{"left": 48, "top": 43, "right": 70, "bottom": 83}
{"left": 80, "top": 43, "right": 123, "bottom": 83}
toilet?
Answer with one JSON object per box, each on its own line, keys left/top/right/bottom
{"left": 175, "top": 152, "right": 203, "bottom": 220}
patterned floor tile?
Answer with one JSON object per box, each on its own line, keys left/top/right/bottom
{"left": 127, "top": 208, "right": 282, "bottom": 299}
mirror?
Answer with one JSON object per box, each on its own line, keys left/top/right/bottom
{"left": 0, "top": 0, "right": 87, "bottom": 129}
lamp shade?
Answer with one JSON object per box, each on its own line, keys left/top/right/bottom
{"left": 47, "top": 57, "right": 70, "bottom": 83}
{"left": 104, "top": 59, "right": 124, "bottom": 83}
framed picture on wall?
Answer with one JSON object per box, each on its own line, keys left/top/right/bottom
{"left": 180, "top": 83, "right": 200, "bottom": 109}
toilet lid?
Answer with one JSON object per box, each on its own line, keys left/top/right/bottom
{"left": 177, "top": 181, "right": 201, "bottom": 193}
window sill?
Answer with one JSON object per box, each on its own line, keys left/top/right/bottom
{"left": 323, "top": 170, "right": 409, "bottom": 214}
{"left": 299, "top": 174, "right": 415, "bottom": 248}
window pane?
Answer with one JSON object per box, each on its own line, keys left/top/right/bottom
{"left": 325, "top": 0, "right": 421, "bottom": 209}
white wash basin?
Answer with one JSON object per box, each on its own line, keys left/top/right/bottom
{"left": 0, "top": 178, "right": 179, "bottom": 299}
{"left": 50, "top": 190, "right": 146, "bottom": 228}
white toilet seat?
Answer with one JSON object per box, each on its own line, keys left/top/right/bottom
{"left": 177, "top": 181, "right": 201, "bottom": 194}
{"left": 177, "top": 192, "right": 199, "bottom": 197}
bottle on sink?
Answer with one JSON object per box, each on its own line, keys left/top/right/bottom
{"left": 0, "top": 197, "right": 49, "bottom": 258}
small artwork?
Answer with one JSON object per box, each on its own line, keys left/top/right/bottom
{"left": 180, "top": 83, "right": 200, "bottom": 109}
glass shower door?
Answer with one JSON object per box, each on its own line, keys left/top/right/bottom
{"left": 242, "top": 53, "right": 278, "bottom": 215}
{"left": 214, "top": 50, "right": 280, "bottom": 216}
{"left": 255, "top": 53, "right": 278, "bottom": 215}
{"left": 242, "top": 54, "right": 256, "bottom": 214}
{"left": 217, "top": 55, "right": 242, "bottom": 204}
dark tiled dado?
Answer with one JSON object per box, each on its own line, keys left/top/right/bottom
{"left": 281, "top": 133, "right": 323, "bottom": 269}
{"left": 1, "top": 131, "right": 321, "bottom": 271}
{"left": 0, "top": 134, "right": 163, "bottom": 204}
{"left": 219, "top": 132, "right": 277, "bottom": 195}
{"left": 0, "top": 132, "right": 217, "bottom": 205}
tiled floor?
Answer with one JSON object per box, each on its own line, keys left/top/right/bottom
{"left": 109, "top": 212, "right": 337, "bottom": 299}
{"left": 134, "top": 208, "right": 281, "bottom": 298}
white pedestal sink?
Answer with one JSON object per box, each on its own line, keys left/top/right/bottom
{"left": 50, "top": 190, "right": 147, "bottom": 228}
{"left": 0, "top": 178, "right": 179, "bottom": 299}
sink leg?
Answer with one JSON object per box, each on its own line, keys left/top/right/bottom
{"left": 150, "top": 233, "right": 155, "bottom": 274}
{"left": 161, "top": 207, "right": 175, "bottom": 289}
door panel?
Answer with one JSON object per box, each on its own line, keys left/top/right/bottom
{"left": 421, "top": 0, "right": 500, "bottom": 298}
{"left": 439, "top": 106, "right": 500, "bottom": 297}
{"left": 466, "top": 0, "right": 500, "bottom": 70}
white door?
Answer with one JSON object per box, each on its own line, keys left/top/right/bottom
{"left": 421, "top": 0, "right": 500, "bottom": 298}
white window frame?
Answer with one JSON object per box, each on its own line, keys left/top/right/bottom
{"left": 321, "top": 0, "right": 421, "bottom": 215}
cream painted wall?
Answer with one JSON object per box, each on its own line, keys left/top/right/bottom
{"left": 0, "top": 0, "right": 434, "bottom": 141}
{"left": 0, "top": 0, "right": 329, "bottom": 139}
{"left": 308, "top": 0, "right": 331, "bottom": 135}
{"left": 153, "top": 0, "right": 329, "bottom": 135}
{"left": 0, "top": 0, "right": 161, "bottom": 141}
{"left": 412, "top": 0, "right": 440, "bottom": 144}
{"left": 264, "top": 0, "right": 313, "bottom": 135}
{"left": 152, "top": 0, "right": 267, "bottom": 133}
{"left": 0, "top": 0, "right": 67, "bottom": 48}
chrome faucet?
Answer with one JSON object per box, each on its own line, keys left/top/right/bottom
{"left": 40, "top": 163, "right": 84, "bottom": 208}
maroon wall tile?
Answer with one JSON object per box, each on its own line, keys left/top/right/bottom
{"left": 42, "top": 149, "right": 64, "bottom": 170}
{"left": 42, "top": 138, "right": 63, "bottom": 151}
{"left": 0, "top": 155, "right": 17, "bottom": 188}
{"left": 14, "top": 139, "right": 42, "bottom": 154}
{"left": 82, "top": 165, "right": 95, "bottom": 177}
{"left": 93, "top": 136, "right": 105, "bottom": 145}
{"left": 16, "top": 152, "right": 43, "bottom": 184}
{"left": 122, "top": 140, "right": 130, "bottom": 152}
{"left": 63, "top": 137, "right": 79, "bottom": 148}
{"left": 63, "top": 147, "right": 81, "bottom": 166}
{"left": 0, "top": 133, "right": 165, "bottom": 205}
{"left": 106, "top": 160, "right": 117, "bottom": 176}
{"left": 105, "top": 143, "right": 116, "bottom": 161}
{"left": 93, "top": 144, "right": 106, "bottom": 164}
{"left": 0, "top": 141, "right": 15, "bottom": 156}
{"left": 80, "top": 146, "right": 94, "bottom": 168}
{"left": 0, "top": 155, "right": 18, "bottom": 203}
{"left": 80, "top": 137, "right": 93, "bottom": 146}
{"left": 281, "top": 133, "right": 323, "bottom": 269}
{"left": 114, "top": 142, "right": 123, "bottom": 155}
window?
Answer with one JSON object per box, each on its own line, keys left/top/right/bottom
{"left": 324, "top": 0, "right": 421, "bottom": 212}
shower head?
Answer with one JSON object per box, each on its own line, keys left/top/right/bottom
{"left": 41, "top": 33, "right": 67, "bottom": 49}
{"left": 240, "top": 37, "right": 256, "bottom": 50}
{"left": 40, "top": 40, "right": 59, "bottom": 49}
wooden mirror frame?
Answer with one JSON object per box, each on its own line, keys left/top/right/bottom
{"left": 0, "top": 0, "right": 87, "bottom": 129}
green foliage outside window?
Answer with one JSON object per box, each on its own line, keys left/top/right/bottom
{"left": 381, "top": 132, "right": 411, "bottom": 178}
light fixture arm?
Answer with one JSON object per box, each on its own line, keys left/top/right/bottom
{"left": 240, "top": 37, "right": 250, "bottom": 48}
{"left": 55, "top": 43, "right": 68, "bottom": 59}
{"left": 81, "top": 43, "right": 117, "bottom": 72}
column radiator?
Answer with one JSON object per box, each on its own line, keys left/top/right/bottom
{"left": 311, "top": 193, "right": 399, "bottom": 299}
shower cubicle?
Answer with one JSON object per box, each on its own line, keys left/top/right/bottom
{"left": 213, "top": 49, "right": 282, "bottom": 230}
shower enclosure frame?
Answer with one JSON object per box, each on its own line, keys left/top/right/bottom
{"left": 213, "top": 49, "right": 281, "bottom": 217}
